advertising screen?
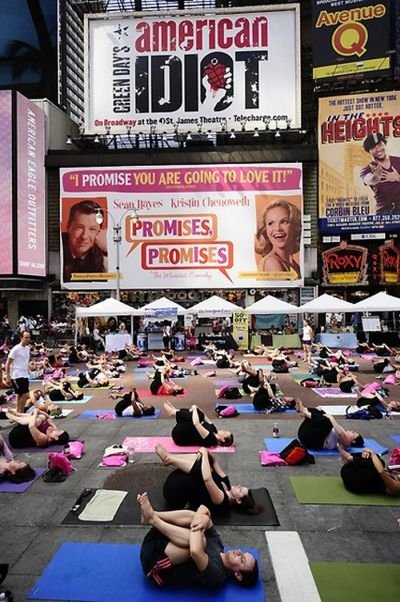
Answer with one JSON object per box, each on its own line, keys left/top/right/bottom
{"left": 60, "top": 164, "right": 303, "bottom": 290}
{"left": 85, "top": 7, "right": 301, "bottom": 134}
{"left": 311, "top": 0, "right": 390, "bottom": 80}
{"left": 318, "top": 90, "right": 400, "bottom": 233}
{"left": 0, "top": 90, "right": 13, "bottom": 274}
{"left": 16, "top": 93, "right": 46, "bottom": 276}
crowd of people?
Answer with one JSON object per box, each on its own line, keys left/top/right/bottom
{"left": 1, "top": 318, "right": 400, "bottom": 596}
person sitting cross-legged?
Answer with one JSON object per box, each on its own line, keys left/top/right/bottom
{"left": 138, "top": 492, "right": 259, "bottom": 589}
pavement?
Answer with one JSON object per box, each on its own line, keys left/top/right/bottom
{"left": 1, "top": 351, "right": 399, "bottom": 601}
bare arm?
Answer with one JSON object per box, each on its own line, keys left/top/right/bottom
{"left": 4, "top": 356, "right": 13, "bottom": 383}
{"left": 191, "top": 407, "right": 213, "bottom": 441}
{"left": 189, "top": 505, "right": 213, "bottom": 571}
{"left": 199, "top": 449, "right": 225, "bottom": 505}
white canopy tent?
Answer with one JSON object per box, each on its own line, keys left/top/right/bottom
{"left": 299, "top": 293, "right": 355, "bottom": 314}
{"left": 245, "top": 295, "right": 300, "bottom": 314}
{"left": 188, "top": 295, "right": 241, "bottom": 317}
{"left": 353, "top": 291, "right": 400, "bottom": 312}
{"left": 75, "top": 297, "right": 139, "bottom": 344}
{"left": 138, "top": 296, "right": 187, "bottom": 316}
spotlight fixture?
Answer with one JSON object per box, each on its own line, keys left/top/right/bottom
{"left": 66, "top": 135, "right": 72, "bottom": 145}
{"left": 126, "top": 125, "right": 132, "bottom": 135}
{"left": 253, "top": 128, "right": 259, "bottom": 138}
{"left": 131, "top": 209, "right": 139, "bottom": 224}
{"left": 95, "top": 209, "right": 104, "bottom": 225}
{"left": 105, "top": 126, "right": 111, "bottom": 135}
{"left": 93, "top": 134, "right": 100, "bottom": 143}
{"left": 186, "top": 132, "right": 192, "bottom": 141}
{"left": 275, "top": 130, "right": 281, "bottom": 138}
{"left": 229, "top": 130, "right": 236, "bottom": 139}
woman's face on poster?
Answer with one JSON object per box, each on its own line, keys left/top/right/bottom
{"left": 264, "top": 205, "right": 293, "bottom": 250}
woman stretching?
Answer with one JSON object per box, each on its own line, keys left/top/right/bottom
{"left": 339, "top": 445, "right": 400, "bottom": 496}
{"left": 110, "top": 387, "right": 155, "bottom": 417}
{"left": 149, "top": 366, "right": 184, "bottom": 396}
{"left": 6, "top": 408, "right": 70, "bottom": 448}
{"left": 44, "top": 378, "right": 84, "bottom": 401}
{"left": 155, "top": 444, "right": 263, "bottom": 515}
{"left": 165, "top": 401, "right": 234, "bottom": 447}
{"left": 296, "top": 401, "right": 364, "bottom": 450}
{"left": 0, "top": 433, "right": 35, "bottom": 483}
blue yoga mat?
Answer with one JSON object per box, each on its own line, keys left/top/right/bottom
{"left": 264, "top": 437, "right": 388, "bottom": 456}
{"left": 78, "top": 408, "right": 161, "bottom": 419}
{"left": 390, "top": 434, "right": 400, "bottom": 444}
{"left": 28, "top": 542, "right": 263, "bottom": 602}
{"left": 215, "top": 403, "right": 295, "bottom": 415}
{"left": 0, "top": 468, "right": 46, "bottom": 493}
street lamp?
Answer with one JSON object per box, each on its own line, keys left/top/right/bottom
{"left": 95, "top": 207, "right": 139, "bottom": 300}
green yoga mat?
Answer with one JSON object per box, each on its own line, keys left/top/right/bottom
{"left": 310, "top": 562, "right": 400, "bottom": 602}
{"left": 290, "top": 476, "right": 400, "bottom": 506}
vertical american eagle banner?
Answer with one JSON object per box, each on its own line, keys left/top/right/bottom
{"left": 84, "top": 7, "right": 301, "bottom": 134}
{"left": 60, "top": 164, "right": 303, "bottom": 290}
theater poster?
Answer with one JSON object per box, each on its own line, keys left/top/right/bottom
{"left": 318, "top": 90, "right": 400, "bottom": 234}
{"left": 84, "top": 7, "right": 301, "bottom": 134}
{"left": 321, "top": 238, "right": 400, "bottom": 285}
{"left": 60, "top": 163, "right": 303, "bottom": 290}
{"left": 312, "top": 0, "right": 391, "bottom": 80}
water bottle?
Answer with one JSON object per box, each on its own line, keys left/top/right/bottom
{"left": 272, "top": 422, "right": 280, "bottom": 438}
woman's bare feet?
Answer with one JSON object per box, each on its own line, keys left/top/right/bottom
{"left": 155, "top": 443, "right": 171, "bottom": 465}
{"left": 295, "top": 399, "right": 306, "bottom": 414}
{"left": 163, "top": 400, "right": 176, "bottom": 416}
{"left": 137, "top": 492, "right": 155, "bottom": 524}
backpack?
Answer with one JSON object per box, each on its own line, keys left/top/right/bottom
{"left": 389, "top": 448, "right": 400, "bottom": 465}
{"left": 64, "top": 440, "right": 85, "bottom": 459}
{"left": 345, "top": 406, "right": 372, "bottom": 420}
{"left": 42, "top": 452, "right": 76, "bottom": 481}
{"left": 223, "top": 386, "right": 242, "bottom": 400}
{"left": 279, "top": 439, "right": 312, "bottom": 465}
{"left": 100, "top": 444, "right": 130, "bottom": 467}
{"left": 215, "top": 404, "right": 239, "bottom": 417}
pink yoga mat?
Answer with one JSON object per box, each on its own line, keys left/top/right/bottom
{"left": 135, "top": 389, "right": 187, "bottom": 398}
{"left": 314, "top": 387, "right": 357, "bottom": 398}
{"left": 122, "top": 436, "right": 235, "bottom": 453}
{"left": 360, "top": 353, "right": 378, "bottom": 360}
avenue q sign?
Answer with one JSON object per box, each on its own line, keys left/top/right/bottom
{"left": 84, "top": 6, "right": 301, "bottom": 134}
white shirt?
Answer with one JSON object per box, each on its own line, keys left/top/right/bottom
{"left": 8, "top": 343, "right": 30, "bottom": 379}
{"left": 302, "top": 324, "right": 313, "bottom": 342}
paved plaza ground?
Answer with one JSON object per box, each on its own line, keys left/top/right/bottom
{"left": 1, "top": 350, "right": 399, "bottom": 601}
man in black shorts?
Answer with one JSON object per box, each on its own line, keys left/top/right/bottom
{"left": 138, "top": 492, "right": 258, "bottom": 589}
{"left": 5, "top": 331, "right": 31, "bottom": 413}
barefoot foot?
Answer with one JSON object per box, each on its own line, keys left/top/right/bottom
{"left": 155, "top": 444, "right": 170, "bottom": 465}
{"left": 137, "top": 492, "right": 154, "bottom": 524}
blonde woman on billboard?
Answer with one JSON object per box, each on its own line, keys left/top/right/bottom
{"left": 254, "top": 200, "right": 301, "bottom": 278}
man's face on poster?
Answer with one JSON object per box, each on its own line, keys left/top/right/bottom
{"left": 67, "top": 210, "right": 101, "bottom": 258}
{"left": 369, "top": 140, "right": 387, "bottom": 162}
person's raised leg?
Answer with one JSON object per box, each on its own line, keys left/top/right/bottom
{"left": 155, "top": 444, "right": 197, "bottom": 472}
{"left": 295, "top": 399, "right": 312, "bottom": 419}
{"left": 137, "top": 492, "right": 191, "bottom": 549}
{"left": 163, "top": 400, "right": 177, "bottom": 416}
{"left": 16, "top": 392, "right": 29, "bottom": 414}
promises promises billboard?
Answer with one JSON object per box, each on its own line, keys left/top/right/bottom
{"left": 60, "top": 164, "right": 303, "bottom": 290}
{"left": 84, "top": 6, "right": 301, "bottom": 134}
{"left": 318, "top": 90, "right": 400, "bottom": 234}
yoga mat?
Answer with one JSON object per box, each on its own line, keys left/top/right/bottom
{"left": 28, "top": 542, "right": 264, "bottom": 602}
{"left": 360, "top": 353, "right": 378, "bottom": 360}
{"left": 2, "top": 433, "right": 64, "bottom": 453}
{"left": 264, "top": 437, "right": 388, "bottom": 456}
{"left": 290, "top": 476, "right": 400, "bottom": 506}
{"left": 58, "top": 409, "right": 74, "bottom": 417}
{"left": 122, "top": 436, "right": 235, "bottom": 453}
{"left": 63, "top": 486, "right": 279, "bottom": 526}
{"left": 314, "top": 387, "right": 357, "bottom": 399}
{"left": 310, "top": 562, "right": 400, "bottom": 602}
{"left": 56, "top": 395, "right": 92, "bottom": 404}
{"left": 72, "top": 383, "right": 114, "bottom": 390}
{"left": 390, "top": 434, "right": 400, "bottom": 444}
{"left": 78, "top": 408, "right": 161, "bottom": 419}
{"left": 214, "top": 403, "right": 295, "bottom": 415}
{"left": 136, "top": 389, "right": 188, "bottom": 398}
{"left": 314, "top": 405, "right": 350, "bottom": 416}
{"left": 291, "top": 373, "right": 319, "bottom": 384}
{"left": 0, "top": 468, "right": 45, "bottom": 493}
{"left": 213, "top": 380, "right": 243, "bottom": 387}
